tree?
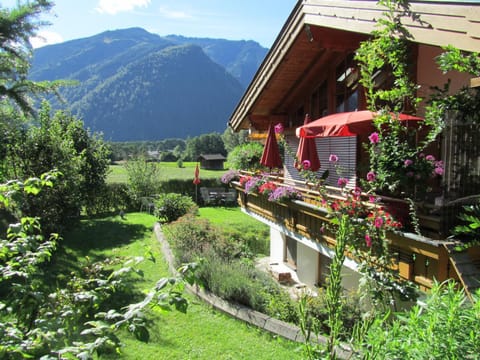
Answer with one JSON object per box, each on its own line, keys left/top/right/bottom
{"left": 0, "top": 0, "right": 65, "bottom": 114}
{"left": 184, "top": 132, "right": 226, "bottom": 161}
{"left": 222, "top": 127, "right": 249, "bottom": 153}
{"left": 2, "top": 102, "right": 111, "bottom": 233}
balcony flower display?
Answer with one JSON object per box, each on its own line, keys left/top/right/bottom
{"left": 258, "top": 181, "right": 277, "bottom": 196}
{"left": 365, "top": 113, "right": 444, "bottom": 201}
{"left": 243, "top": 176, "right": 265, "bottom": 194}
{"left": 268, "top": 186, "right": 302, "bottom": 203}
{"left": 221, "top": 169, "right": 240, "bottom": 185}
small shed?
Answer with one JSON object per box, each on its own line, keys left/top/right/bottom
{"left": 198, "top": 154, "right": 226, "bottom": 170}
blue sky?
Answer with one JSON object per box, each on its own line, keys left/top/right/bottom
{"left": 3, "top": 0, "right": 297, "bottom": 48}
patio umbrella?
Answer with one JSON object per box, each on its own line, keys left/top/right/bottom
{"left": 296, "top": 110, "right": 423, "bottom": 138}
{"left": 193, "top": 163, "right": 201, "bottom": 202}
{"left": 193, "top": 163, "right": 201, "bottom": 185}
{"left": 295, "top": 114, "right": 321, "bottom": 171}
{"left": 260, "top": 123, "right": 283, "bottom": 169}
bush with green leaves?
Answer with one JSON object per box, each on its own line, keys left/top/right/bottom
{"left": 84, "top": 182, "right": 136, "bottom": 216}
{"left": 164, "top": 214, "right": 300, "bottom": 324}
{"left": 226, "top": 142, "right": 266, "bottom": 171}
{"left": 154, "top": 193, "right": 197, "bottom": 223}
{"left": 352, "top": 281, "right": 480, "bottom": 359}
{"left": 125, "top": 156, "right": 162, "bottom": 202}
{"left": 0, "top": 174, "right": 193, "bottom": 359}
{"left": 1, "top": 102, "right": 111, "bottom": 234}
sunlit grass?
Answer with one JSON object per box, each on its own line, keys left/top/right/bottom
{"left": 62, "top": 212, "right": 303, "bottom": 359}
{"left": 107, "top": 162, "right": 226, "bottom": 184}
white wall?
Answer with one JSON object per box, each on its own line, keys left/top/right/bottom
{"left": 270, "top": 227, "right": 285, "bottom": 264}
{"left": 297, "top": 241, "right": 319, "bottom": 287}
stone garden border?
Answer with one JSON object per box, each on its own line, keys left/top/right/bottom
{"left": 154, "top": 223, "right": 353, "bottom": 359}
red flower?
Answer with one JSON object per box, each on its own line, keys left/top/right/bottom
{"left": 259, "top": 182, "right": 277, "bottom": 195}
{"left": 365, "top": 234, "right": 372, "bottom": 247}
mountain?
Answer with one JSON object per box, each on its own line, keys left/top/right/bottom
{"left": 30, "top": 28, "right": 267, "bottom": 141}
{"left": 164, "top": 35, "right": 268, "bottom": 88}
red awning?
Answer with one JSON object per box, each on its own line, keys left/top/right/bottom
{"left": 296, "top": 110, "right": 423, "bottom": 138}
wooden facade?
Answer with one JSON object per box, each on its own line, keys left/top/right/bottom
{"left": 228, "top": 0, "right": 480, "bottom": 298}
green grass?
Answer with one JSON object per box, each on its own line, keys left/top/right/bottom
{"left": 197, "top": 207, "right": 270, "bottom": 255}
{"left": 107, "top": 162, "right": 226, "bottom": 184}
{"left": 61, "top": 212, "right": 303, "bottom": 359}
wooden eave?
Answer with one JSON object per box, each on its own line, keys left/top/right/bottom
{"left": 229, "top": 0, "right": 480, "bottom": 132}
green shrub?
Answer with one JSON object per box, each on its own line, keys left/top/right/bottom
{"left": 227, "top": 142, "right": 266, "bottom": 171}
{"left": 85, "top": 183, "right": 136, "bottom": 216}
{"left": 154, "top": 193, "right": 197, "bottom": 223}
{"left": 164, "top": 212, "right": 298, "bottom": 324}
{"left": 353, "top": 281, "right": 480, "bottom": 359}
{"left": 164, "top": 214, "right": 218, "bottom": 264}
{"left": 304, "top": 288, "right": 362, "bottom": 340}
{"left": 198, "top": 256, "right": 267, "bottom": 310}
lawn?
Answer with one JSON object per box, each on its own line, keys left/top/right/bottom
{"left": 61, "top": 212, "right": 303, "bottom": 359}
{"left": 107, "top": 162, "right": 226, "bottom": 184}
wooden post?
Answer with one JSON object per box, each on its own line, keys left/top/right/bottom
{"left": 470, "top": 77, "right": 480, "bottom": 88}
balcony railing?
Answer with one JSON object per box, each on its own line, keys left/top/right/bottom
{"left": 230, "top": 172, "right": 474, "bottom": 292}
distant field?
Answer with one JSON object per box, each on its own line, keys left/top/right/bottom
{"left": 107, "top": 161, "right": 226, "bottom": 183}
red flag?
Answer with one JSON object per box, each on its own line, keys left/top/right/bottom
{"left": 193, "top": 163, "right": 201, "bottom": 185}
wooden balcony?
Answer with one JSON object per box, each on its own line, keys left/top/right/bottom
{"left": 231, "top": 175, "right": 480, "bottom": 297}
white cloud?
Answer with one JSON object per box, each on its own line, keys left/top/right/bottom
{"left": 31, "top": 30, "right": 64, "bottom": 48}
{"left": 158, "top": 6, "right": 193, "bottom": 20}
{"left": 95, "top": 0, "right": 151, "bottom": 15}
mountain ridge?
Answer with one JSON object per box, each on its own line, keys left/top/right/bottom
{"left": 30, "top": 28, "right": 267, "bottom": 141}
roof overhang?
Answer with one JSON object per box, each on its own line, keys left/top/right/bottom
{"left": 229, "top": 0, "right": 480, "bottom": 132}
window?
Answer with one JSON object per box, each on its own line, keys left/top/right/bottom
{"left": 335, "top": 53, "right": 359, "bottom": 112}
{"left": 284, "top": 135, "right": 357, "bottom": 189}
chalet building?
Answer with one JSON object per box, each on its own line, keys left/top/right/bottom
{"left": 198, "top": 154, "right": 226, "bottom": 170}
{"left": 228, "top": 0, "right": 480, "bottom": 297}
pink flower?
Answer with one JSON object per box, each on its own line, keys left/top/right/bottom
{"left": 366, "top": 171, "right": 376, "bottom": 182}
{"left": 337, "top": 177, "right": 348, "bottom": 187}
{"left": 404, "top": 159, "right": 413, "bottom": 167}
{"left": 406, "top": 171, "right": 414, "bottom": 177}
{"left": 368, "top": 195, "right": 377, "bottom": 203}
{"left": 368, "top": 132, "right": 380, "bottom": 144}
{"left": 353, "top": 187, "right": 362, "bottom": 199}
{"left": 434, "top": 167, "right": 444, "bottom": 176}
{"left": 426, "top": 154, "right": 435, "bottom": 161}
{"left": 374, "top": 216, "right": 384, "bottom": 228}
{"left": 435, "top": 160, "right": 444, "bottom": 168}
{"left": 274, "top": 123, "right": 284, "bottom": 134}
{"left": 302, "top": 160, "right": 311, "bottom": 170}
{"left": 329, "top": 154, "right": 339, "bottom": 163}
{"left": 365, "top": 234, "right": 372, "bottom": 247}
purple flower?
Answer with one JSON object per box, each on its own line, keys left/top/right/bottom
{"left": 337, "top": 177, "right": 348, "bottom": 187}
{"left": 221, "top": 170, "right": 240, "bottom": 184}
{"left": 302, "top": 160, "right": 311, "bottom": 170}
{"left": 435, "top": 160, "right": 444, "bottom": 169}
{"left": 404, "top": 159, "right": 413, "bottom": 167}
{"left": 245, "top": 177, "right": 263, "bottom": 194}
{"left": 426, "top": 154, "right": 435, "bottom": 161}
{"left": 365, "top": 234, "right": 372, "bottom": 247}
{"left": 329, "top": 154, "right": 339, "bottom": 163}
{"left": 366, "top": 171, "right": 376, "bottom": 182}
{"left": 268, "top": 186, "right": 302, "bottom": 202}
{"left": 368, "top": 132, "right": 380, "bottom": 144}
{"left": 274, "top": 123, "right": 284, "bottom": 134}
{"left": 374, "top": 216, "right": 384, "bottom": 228}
